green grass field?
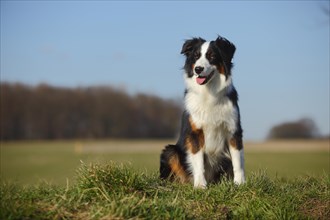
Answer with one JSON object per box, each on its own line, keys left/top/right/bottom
{"left": 1, "top": 162, "right": 329, "bottom": 219}
{"left": 0, "top": 139, "right": 329, "bottom": 219}
{"left": 1, "top": 139, "right": 329, "bottom": 185}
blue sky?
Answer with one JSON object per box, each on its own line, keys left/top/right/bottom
{"left": 1, "top": 1, "right": 329, "bottom": 140}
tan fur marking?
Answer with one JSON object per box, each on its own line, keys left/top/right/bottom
{"left": 169, "top": 154, "right": 189, "bottom": 183}
{"left": 229, "top": 137, "right": 243, "bottom": 150}
{"left": 189, "top": 117, "right": 198, "bottom": 132}
{"left": 217, "top": 65, "right": 225, "bottom": 74}
{"left": 185, "top": 117, "right": 205, "bottom": 154}
{"left": 229, "top": 138, "right": 237, "bottom": 149}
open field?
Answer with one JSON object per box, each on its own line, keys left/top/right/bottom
{"left": 1, "top": 139, "right": 329, "bottom": 219}
{"left": 0, "top": 139, "right": 329, "bottom": 185}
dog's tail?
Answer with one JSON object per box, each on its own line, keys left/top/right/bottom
{"left": 160, "top": 145, "right": 178, "bottom": 180}
{"left": 160, "top": 144, "right": 189, "bottom": 182}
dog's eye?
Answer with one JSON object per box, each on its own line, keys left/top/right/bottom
{"left": 206, "top": 51, "right": 215, "bottom": 60}
{"left": 194, "top": 53, "right": 200, "bottom": 60}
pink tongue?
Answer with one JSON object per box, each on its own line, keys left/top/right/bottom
{"left": 196, "top": 77, "right": 207, "bottom": 85}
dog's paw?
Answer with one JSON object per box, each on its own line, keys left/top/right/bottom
{"left": 234, "top": 172, "right": 246, "bottom": 185}
{"left": 194, "top": 178, "right": 207, "bottom": 189}
{"left": 194, "top": 183, "right": 207, "bottom": 189}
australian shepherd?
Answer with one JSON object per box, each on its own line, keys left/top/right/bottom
{"left": 160, "top": 36, "right": 245, "bottom": 188}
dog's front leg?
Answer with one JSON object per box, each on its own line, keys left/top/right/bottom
{"left": 229, "top": 138, "right": 246, "bottom": 184}
{"left": 188, "top": 150, "right": 207, "bottom": 189}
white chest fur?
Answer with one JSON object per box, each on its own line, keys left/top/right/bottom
{"left": 184, "top": 77, "right": 238, "bottom": 157}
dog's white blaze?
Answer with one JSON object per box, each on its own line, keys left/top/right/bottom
{"left": 188, "top": 150, "right": 207, "bottom": 188}
{"left": 194, "top": 42, "right": 213, "bottom": 77}
{"left": 229, "top": 147, "right": 246, "bottom": 184}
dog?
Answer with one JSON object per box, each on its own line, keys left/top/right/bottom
{"left": 160, "top": 36, "right": 245, "bottom": 188}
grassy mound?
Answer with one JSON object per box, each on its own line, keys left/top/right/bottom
{"left": 1, "top": 162, "right": 329, "bottom": 219}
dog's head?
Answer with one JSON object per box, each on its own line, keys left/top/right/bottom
{"left": 181, "top": 36, "right": 236, "bottom": 86}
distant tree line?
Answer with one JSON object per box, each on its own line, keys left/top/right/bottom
{"left": 0, "top": 83, "right": 182, "bottom": 140}
{"left": 267, "top": 118, "right": 320, "bottom": 139}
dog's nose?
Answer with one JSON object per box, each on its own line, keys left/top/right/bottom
{"left": 194, "top": 66, "right": 204, "bottom": 74}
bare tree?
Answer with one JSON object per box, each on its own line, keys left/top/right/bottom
{"left": 0, "top": 83, "right": 182, "bottom": 140}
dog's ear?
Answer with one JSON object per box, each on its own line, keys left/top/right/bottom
{"left": 181, "top": 37, "right": 205, "bottom": 56}
{"left": 215, "top": 36, "right": 236, "bottom": 63}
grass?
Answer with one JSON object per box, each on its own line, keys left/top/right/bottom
{"left": 1, "top": 162, "right": 329, "bottom": 219}
{"left": 1, "top": 140, "right": 328, "bottom": 185}
{"left": 246, "top": 151, "right": 329, "bottom": 178}
{"left": 0, "top": 139, "right": 329, "bottom": 219}
{"left": 0, "top": 140, "right": 163, "bottom": 185}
